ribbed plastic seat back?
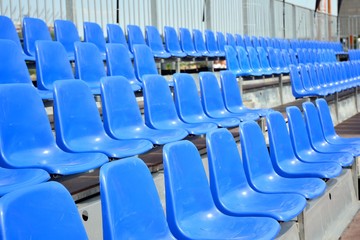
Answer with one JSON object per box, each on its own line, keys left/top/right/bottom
{"left": 54, "top": 19, "right": 80, "bottom": 57}
{"left": 205, "top": 30, "right": 223, "bottom": 55}
{"left": 224, "top": 45, "right": 242, "bottom": 75}
{"left": 22, "top": 17, "right": 52, "bottom": 57}
{"left": 216, "top": 31, "right": 226, "bottom": 52}
{"left": 193, "top": 29, "right": 214, "bottom": 57}
{"left": 107, "top": 24, "right": 127, "bottom": 45}
{"left": 83, "top": 22, "right": 106, "bottom": 54}
{"left": 145, "top": 25, "right": 171, "bottom": 58}
{"left": 289, "top": 64, "right": 307, "bottom": 98}
{"left": 243, "top": 35, "right": 253, "bottom": 48}
{"left": 257, "top": 47, "right": 273, "bottom": 70}
{"left": 35, "top": 41, "right": 74, "bottom": 91}
{"left": 246, "top": 46, "right": 264, "bottom": 75}
{"left": 226, "top": 33, "right": 237, "bottom": 48}
{"left": 236, "top": 46, "right": 253, "bottom": 73}
{"left": 220, "top": 71, "right": 245, "bottom": 111}
{"left": 315, "top": 98, "right": 338, "bottom": 139}
{"left": 179, "top": 27, "right": 197, "bottom": 55}
{"left": 164, "top": 26, "right": 186, "bottom": 57}
{"left": 133, "top": 44, "right": 158, "bottom": 82}
{"left": 259, "top": 36, "right": 268, "bottom": 48}
{"left": 267, "top": 47, "right": 282, "bottom": 72}
{"left": 127, "top": 24, "right": 146, "bottom": 54}
{"left": 289, "top": 49, "right": 299, "bottom": 65}
{"left": 299, "top": 64, "right": 315, "bottom": 91}
{"left": 100, "top": 158, "right": 175, "bottom": 240}
{"left": 0, "top": 182, "right": 88, "bottom": 240}
{"left": 235, "top": 34, "right": 246, "bottom": 48}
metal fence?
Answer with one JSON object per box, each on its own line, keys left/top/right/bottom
{"left": 338, "top": 15, "right": 360, "bottom": 50}
{"left": 0, "top": 0, "right": 338, "bottom": 41}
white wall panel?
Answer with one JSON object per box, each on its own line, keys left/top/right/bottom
{"left": 210, "top": 0, "right": 243, "bottom": 34}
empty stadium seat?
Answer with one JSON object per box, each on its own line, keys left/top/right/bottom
{"left": 243, "top": 35, "right": 253, "bottom": 48}
{"left": 220, "top": 70, "right": 274, "bottom": 116}
{"left": 127, "top": 24, "right": 147, "bottom": 53}
{"left": 106, "top": 23, "right": 133, "bottom": 58}
{"left": 234, "top": 34, "right": 246, "bottom": 48}
{"left": 224, "top": 45, "right": 243, "bottom": 77}
{"left": 0, "top": 15, "right": 34, "bottom": 61}
{"left": 267, "top": 47, "right": 289, "bottom": 74}
{"left": 172, "top": 73, "right": 240, "bottom": 128}
{"left": 226, "top": 33, "right": 237, "bottom": 48}
{"left": 288, "top": 49, "right": 299, "bottom": 65}
{"left": 216, "top": 31, "right": 226, "bottom": 53}
{"left": 236, "top": 46, "right": 257, "bottom": 76}
{"left": 179, "top": 27, "right": 202, "bottom": 57}
{"left": 105, "top": 43, "right": 142, "bottom": 91}
{"left": 240, "top": 46, "right": 266, "bottom": 76}
{"left": 53, "top": 80, "right": 153, "bottom": 158}
{"left": 0, "top": 182, "right": 88, "bottom": 239}
{"left": 83, "top": 21, "right": 107, "bottom": 59}
{"left": 206, "top": 128, "right": 306, "bottom": 221}
{"left": 22, "top": 17, "right": 52, "bottom": 58}
{"left": 299, "top": 64, "right": 328, "bottom": 96}
{"left": 239, "top": 121, "right": 326, "bottom": 199}
{"left": 100, "top": 77, "right": 188, "bottom": 145}
{"left": 0, "top": 39, "right": 52, "bottom": 99}
{"left": 100, "top": 158, "right": 176, "bottom": 240}
{"left": 163, "top": 26, "right": 187, "bottom": 58}
{"left": 286, "top": 106, "right": 354, "bottom": 167}
{"left": 256, "top": 46, "right": 277, "bottom": 75}
{"left": 0, "top": 84, "right": 108, "bottom": 175}
{"left": 163, "top": 140, "right": 281, "bottom": 239}
{"left": 54, "top": 19, "right": 80, "bottom": 60}
{"left": 35, "top": 40, "right": 75, "bottom": 91}
{"left": 204, "top": 29, "right": 225, "bottom": 57}
{"left": 142, "top": 74, "right": 217, "bottom": 135}
{"left": 303, "top": 102, "right": 360, "bottom": 156}
{"left": 267, "top": 111, "right": 342, "bottom": 178}
{"left": 199, "top": 72, "right": 260, "bottom": 121}
{"left": 145, "top": 25, "right": 171, "bottom": 59}
{"left": 289, "top": 64, "right": 319, "bottom": 98}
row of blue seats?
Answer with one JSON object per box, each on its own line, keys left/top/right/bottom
{"left": 0, "top": 15, "right": 343, "bottom": 63}
{"left": 290, "top": 61, "right": 360, "bottom": 98}
{"left": 348, "top": 49, "right": 360, "bottom": 61}
{"left": 0, "top": 98, "right": 357, "bottom": 239}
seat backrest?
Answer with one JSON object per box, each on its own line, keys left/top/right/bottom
{"left": 206, "top": 128, "right": 250, "bottom": 200}
{"left": 100, "top": 157, "right": 174, "bottom": 240}
{"left": 224, "top": 45, "right": 241, "bottom": 73}
{"left": 53, "top": 80, "right": 106, "bottom": 149}
{"left": 274, "top": 48, "right": 288, "bottom": 70}
{"left": 164, "top": 26, "right": 182, "bottom": 53}
{"left": 237, "top": 46, "right": 253, "bottom": 71}
{"left": 192, "top": 29, "right": 208, "bottom": 53}
{"left": 142, "top": 74, "right": 180, "bottom": 128}
{"left": 302, "top": 102, "right": 325, "bottom": 144}
{"left": 239, "top": 121, "right": 276, "bottom": 181}
{"left": 205, "top": 30, "right": 219, "bottom": 52}
{"left": 289, "top": 64, "right": 306, "bottom": 98}
{"left": 306, "top": 64, "right": 321, "bottom": 88}
{"left": 35, "top": 41, "right": 74, "bottom": 90}
{"left": 299, "top": 64, "right": 314, "bottom": 91}
{"left": 127, "top": 24, "right": 146, "bottom": 53}
{"left": 258, "top": 36, "right": 268, "bottom": 48}
{"left": 226, "top": 33, "right": 236, "bottom": 48}
{"left": 288, "top": 49, "right": 299, "bottom": 65}
{"left": 173, "top": 73, "right": 205, "bottom": 120}
{"left": 243, "top": 35, "right": 253, "bottom": 48}
{"left": 220, "top": 70, "right": 244, "bottom": 110}
{"left": 133, "top": 44, "right": 158, "bottom": 82}
{"left": 0, "top": 16, "right": 24, "bottom": 52}
{"left": 246, "top": 46, "right": 262, "bottom": 70}
{"left": 100, "top": 76, "right": 144, "bottom": 132}
{"left": 106, "top": 23, "right": 128, "bottom": 46}
{"left": 296, "top": 48, "right": 307, "bottom": 64}
{"left": 146, "top": 25, "right": 166, "bottom": 52}
{"left": 267, "top": 47, "right": 281, "bottom": 69}
{"left": 22, "top": 17, "right": 52, "bottom": 56}
{"left": 0, "top": 39, "right": 33, "bottom": 84}
{"left": 0, "top": 84, "right": 57, "bottom": 158}
{"left": 251, "top": 36, "right": 260, "bottom": 48}
{"left": 83, "top": 21, "right": 106, "bottom": 54}
{"left": 179, "top": 27, "right": 196, "bottom": 52}
{"left": 216, "top": 31, "right": 226, "bottom": 52}
{"left": 234, "top": 34, "right": 246, "bottom": 48}
{"left": 257, "top": 47, "right": 272, "bottom": 69}
{"left": 105, "top": 43, "right": 137, "bottom": 82}
{"left": 0, "top": 182, "right": 87, "bottom": 239}
{"left": 54, "top": 19, "right": 81, "bottom": 55}
{"left": 281, "top": 49, "right": 292, "bottom": 67}
{"left": 163, "top": 140, "right": 217, "bottom": 232}
{"left": 199, "top": 72, "right": 227, "bottom": 113}
{"left": 74, "top": 41, "right": 105, "bottom": 84}
{"left": 315, "top": 98, "right": 337, "bottom": 138}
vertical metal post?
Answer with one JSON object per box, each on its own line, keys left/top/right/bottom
{"left": 298, "top": 211, "right": 305, "bottom": 240}
{"left": 237, "top": 77, "right": 243, "bottom": 98}
{"left": 352, "top": 157, "right": 359, "bottom": 200}
{"left": 335, "top": 91, "right": 339, "bottom": 121}
{"left": 116, "top": 0, "right": 119, "bottom": 23}
{"left": 279, "top": 74, "right": 284, "bottom": 105}
{"left": 355, "top": 87, "right": 359, "bottom": 112}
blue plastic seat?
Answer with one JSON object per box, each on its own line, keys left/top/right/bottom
{"left": 204, "top": 30, "right": 225, "bottom": 57}
{"left": 316, "top": 98, "right": 360, "bottom": 145}
{"left": 243, "top": 35, "right": 253, "bottom": 48}
{"left": 239, "top": 121, "right": 326, "bottom": 199}
{"left": 100, "top": 77, "right": 187, "bottom": 145}
{"left": 243, "top": 46, "right": 270, "bottom": 76}
{"left": 216, "top": 31, "right": 226, "bottom": 53}
{"left": 220, "top": 70, "right": 274, "bottom": 117}
{"left": 83, "top": 21, "right": 107, "bottom": 59}
{"left": 0, "top": 84, "right": 108, "bottom": 175}
{"left": 258, "top": 36, "right": 268, "bottom": 49}
{"left": 100, "top": 158, "right": 176, "bottom": 240}
{"left": 179, "top": 28, "right": 202, "bottom": 57}
{"left": 224, "top": 45, "right": 243, "bottom": 77}
{"left": 145, "top": 25, "right": 171, "bottom": 59}
{"left": 267, "top": 111, "right": 341, "bottom": 178}
{"left": 192, "top": 29, "right": 216, "bottom": 58}
{"left": 307, "top": 64, "right": 334, "bottom": 95}
{"left": 0, "top": 182, "right": 88, "bottom": 239}
{"left": 105, "top": 43, "right": 142, "bottom": 91}
{"left": 256, "top": 47, "right": 277, "bottom": 75}
{"left": 35, "top": 40, "right": 75, "bottom": 91}
{"left": 225, "top": 33, "right": 236, "bottom": 48}
{"left": 53, "top": 80, "right": 153, "bottom": 158}
{"left": 268, "top": 47, "right": 289, "bottom": 73}
{"left": 106, "top": 23, "right": 133, "bottom": 58}
{"left": 281, "top": 49, "right": 292, "bottom": 67}
{"left": 235, "top": 46, "right": 256, "bottom": 76}
{"left": 163, "top": 26, "right": 187, "bottom": 58}
{"left": 302, "top": 102, "right": 360, "bottom": 156}
{"left": 163, "top": 140, "right": 281, "bottom": 240}
{"left": 251, "top": 36, "right": 260, "bottom": 48}
{"left": 286, "top": 106, "right": 354, "bottom": 167}
{"left": 0, "top": 15, "right": 34, "bottom": 61}
{"left": 74, "top": 41, "right": 107, "bottom": 94}
{"left": 289, "top": 64, "right": 319, "bottom": 98}
{"left": 54, "top": 19, "right": 80, "bottom": 60}
{"left": 0, "top": 39, "right": 52, "bottom": 99}
{"left": 234, "top": 34, "right": 246, "bottom": 48}
{"left": 173, "top": 73, "right": 240, "bottom": 128}
{"left": 127, "top": 24, "right": 147, "bottom": 54}
{"left": 22, "top": 17, "right": 52, "bottom": 58}
{"left": 142, "top": 74, "right": 217, "bottom": 135}
{"left": 206, "top": 128, "right": 306, "bottom": 221}
{"left": 288, "top": 49, "right": 299, "bottom": 65}
{"left": 199, "top": 72, "right": 260, "bottom": 121}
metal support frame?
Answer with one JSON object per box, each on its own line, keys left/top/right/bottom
{"left": 279, "top": 74, "right": 284, "bottom": 105}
